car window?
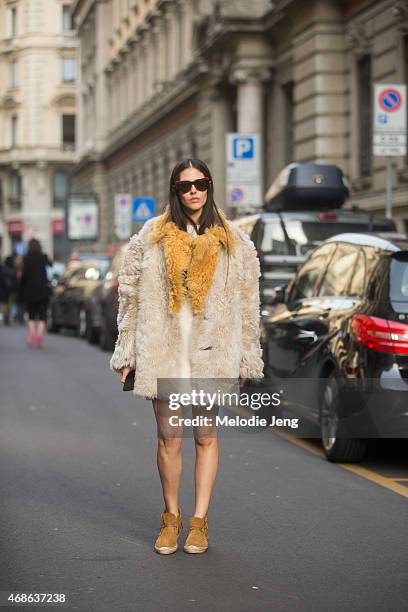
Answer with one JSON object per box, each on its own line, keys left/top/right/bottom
{"left": 260, "top": 221, "right": 290, "bottom": 255}
{"left": 289, "top": 243, "right": 334, "bottom": 302}
{"left": 348, "top": 249, "right": 366, "bottom": 297}
{"left": 67, "top": 267, "right": 87, "bottom": 285}
{"left": 258, "top": 219, "right": 397, "bottom": 258}
{"left": 390, "top": 254, "right": 408, "bottom": 301}
{"left": 318, "top": 244, "right": 359, "bottom": 297}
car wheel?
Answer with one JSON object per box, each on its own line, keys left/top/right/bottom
{"left": 86, "top": 313, "right": 99, "bottom": 344}
{"left": 78, "top": 306, "right": 87, "bottom": 338}
{"left": 47, "top": 305, "right": 60, "bottom": 333}
{"left": 99, "top": 314, "right": 114, "bottom": 351}
{"left": 319, "top": 372, "right": 367, "bottom": 463}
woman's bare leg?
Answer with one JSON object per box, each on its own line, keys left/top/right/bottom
{"left": 27, "top": 319, "right": 36, "bottom": 341}
{"left": 152, "top": 398, "right": 183, "bottom": 516}
{"left": 193, "top": 409, "right": 219, "bottom": 518}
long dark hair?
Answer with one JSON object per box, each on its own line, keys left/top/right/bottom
{"left": 27, "top": 238, "right": 42, "bottom": 255}
{"left": 166, "top": 158, "right": 232, "bottom": 289}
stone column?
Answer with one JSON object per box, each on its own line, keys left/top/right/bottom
{"left": 155, "top": 11, "right": 166, "bottom": 88}
{"left": 209, "top": 82, "right": 233, "bottom": 212}
{"left": 139, "top": 30, "right": 148, "bottom": 104}
{"left": 292, "top": 0, "right": 347, "bottom": 170}
{"left": 230, "top": 66, "right": 271, "bottom": 133}
{"left": 181, "top": 0, "right": 193, "bottom": 66}
{"left": 147, "top": 28, "right": 156, "bottom": 99}
{"left": 163, "top": 4, "right": 173, "bottom": 80}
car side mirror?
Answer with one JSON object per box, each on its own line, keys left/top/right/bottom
{"left": 261, "top": 284, "right": 287, "bottom": 305}
{"left": 272, "top": 285, "right": 287, "bottom": 303}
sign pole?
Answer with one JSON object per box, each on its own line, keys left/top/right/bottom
{"left": 373, "top": 83, "right": 406, "bottom": 223}
{"left": 386, "top": 157, "right": 393, "bottom": 220}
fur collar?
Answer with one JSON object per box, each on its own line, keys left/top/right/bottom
{"left": 148, "top": 207, "right": 235, "bottom": 315}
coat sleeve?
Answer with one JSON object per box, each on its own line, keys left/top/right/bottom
{"left": 238, "top": 233, "right": 264, "bottom": 380}
{"left": 109, "top": 232, "right": 144, "bottom": 374}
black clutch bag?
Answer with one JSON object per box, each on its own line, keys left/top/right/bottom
{"left": 122, "top": 369, "right": 135, "bottom": 391}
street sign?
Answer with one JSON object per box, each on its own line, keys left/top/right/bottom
{"left": 373, "top": 84, "right": 407, "bottom": 156}
{"left": 67, "top": 194, "right": 99, "bottom": 240}
{"left": 226, "top": 133, "right": 262, "bottom": 207}
{"left": 114, "top": 194, "right": 132, "bottom": 239}
{"left": 132, "top": 197, "right": 155, "bottom": 222}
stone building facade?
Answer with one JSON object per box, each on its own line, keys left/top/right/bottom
{"left": 72, "top": 0, "right": 408, "bottom": 251}
{"left": 0, "top": 0, "right": 78, "bottom": 259}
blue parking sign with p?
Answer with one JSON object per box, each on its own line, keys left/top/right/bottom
{"left": 233, "top": 136, "right": 254, "bottom": 159}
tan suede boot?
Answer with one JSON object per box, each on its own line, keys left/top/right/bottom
{"left": 183, "top": 516, "right": 208, "bottom": 554}
{"left": 154, "top": 508, "right": 182, "bottom": 554}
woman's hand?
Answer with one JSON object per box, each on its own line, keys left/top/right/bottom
{"left": 239, "top": 376, "right": 247, "bottom": 388}
{"left": 120, "top": 367, "right": 133, "bottom": 384}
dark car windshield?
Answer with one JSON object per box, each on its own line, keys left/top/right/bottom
{"left": 260, "top": 221, "right": 393, "bottom": 256}
{"left": 390, "top": 254, "right": 408, "bottom": 301}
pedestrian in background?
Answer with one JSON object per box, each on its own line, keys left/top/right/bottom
{"left": 2, "top": 256, "right": 19, "bottom": 324}
{"left": 0, "top": 256, "right": 18, "bottom": 325}
{"left": 110, "top": 158, "right": 264, "bottom": 555}
{"left": 14, "top": 254, "right": 26, "bottom": 324}
{"left": 18, "top": 238, "right": 53, "bottom": 348}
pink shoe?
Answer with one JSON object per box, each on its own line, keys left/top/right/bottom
{"left": 27, "top": 332, "right": 35, "bottom": 348}
{"left": 36, "top": 333, "right": 43, "bottom": 349}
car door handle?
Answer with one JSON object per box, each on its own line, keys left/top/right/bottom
{"left": 296, "top": 330, "right": 318, "bottom": 342}
{"left": 319, "top": 309, "right": 331, "bottom": 319}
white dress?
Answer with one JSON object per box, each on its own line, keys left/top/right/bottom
{"left": 177, "top": 223, "right": 197, "bottom": 380}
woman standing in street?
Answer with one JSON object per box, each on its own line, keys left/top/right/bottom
{"left": 19, "top": 238, "right": 53, "bottom": 348}
{"left": 110, "top": 158, "right": 264, "bottom": 554}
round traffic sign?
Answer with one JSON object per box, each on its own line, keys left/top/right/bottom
{"left": 230, "top": 187, "right": 244, "bottom": 202}
{"left": 378, "top": 88, "right": 402, "bottom": 112}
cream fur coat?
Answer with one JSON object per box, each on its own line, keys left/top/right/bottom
{"left": 109, "top": 209, "right": 264, "bottom": 399}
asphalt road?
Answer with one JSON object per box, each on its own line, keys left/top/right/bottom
{"left": 0, "top": 325, "right": 407, "bottom": 612}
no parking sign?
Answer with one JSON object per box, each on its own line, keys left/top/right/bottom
{"left": 373, "top": 83, "right": 406, "bottom": 156}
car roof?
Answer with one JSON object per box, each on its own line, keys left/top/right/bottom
{"left": 324, "top": 233, "right": 407, "bottom": 252}
{"left": 257, "top": 210, "right": 392, "bottom": 222}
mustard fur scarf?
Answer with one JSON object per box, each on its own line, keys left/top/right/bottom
{"left": 148, "top": 207, "right": 236, "bottom": 315}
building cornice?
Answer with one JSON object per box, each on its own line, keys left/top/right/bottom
{"left": 103, "top": 83, "right": 199, "bottom": 160}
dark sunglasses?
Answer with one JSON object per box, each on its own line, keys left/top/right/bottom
{"left": 174, "top": 178, "right": 211, "bottom": 194}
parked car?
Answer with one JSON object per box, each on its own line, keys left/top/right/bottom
{"left": 257, "top": 163, "right": 396, "bottom": 304}
{"left": 46, "top": 262, "right": 66, "bottom": 287}
{"left": 47, "top": 258, "right": 110, "bottom": 336}
{"left": 252, "top": 210, "right": 396, "bottom": 304}
{"left": 260, "top": 232, "right": 408, "bottom": 462}
{"left": 97, "top": 244, "right": 127, "bottom": 351}
{"left": 83, "top": 282, "right": 104, "bottom": 344}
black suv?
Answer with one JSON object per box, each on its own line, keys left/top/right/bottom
{"left": 251, "top": 162, "right": 396, "bottom": 303}
{"left": 261, "top": 232, "right": 408, "bottom": 462}
{"left": 251, "top": 210, "right": 396, "bottom": 303}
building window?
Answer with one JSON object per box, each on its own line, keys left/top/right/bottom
{"left": 10, "top": 60, "right": 18, "bottom": 88}
{"left": 11, "top": 116, "right": 18, "bottom": 147}
{"left": 53, "top": 171, "right": 71, "bottom": 208}
{"left": 62, "top": 58, "right": 76, "bottom": 83}
{"left": 62, "top": 5, "right": 74, "bottom": 32}
{"left": 9, "top": 171, "right": 22, "bottom": 210}
{"left": 357, "top": 55, "right": 372, "bottom": 177}
{"left": 62, "top": 114, "right": 76, "bottom": 147}
{"left": 10, "top": 7, "right": 17, "bottom": 37}
{"left": 282, "top": 81, "right": 294, "bottom": 164}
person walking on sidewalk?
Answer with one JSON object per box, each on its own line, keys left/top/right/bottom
{"left": 18, "top": 238, "right": 53, "bottom": 349}
{"left": 110, "top": 158, "right": 264, "bottom": 555}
